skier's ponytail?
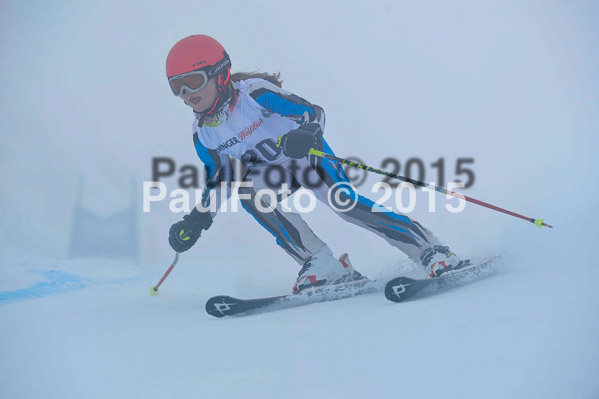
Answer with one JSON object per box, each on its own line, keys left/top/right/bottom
{"left": 231, "top": 71, "right": 283, "bottom": 88}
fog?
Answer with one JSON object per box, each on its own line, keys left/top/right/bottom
{"left": 0, "top": 0, "right": 596, "bottom": 266}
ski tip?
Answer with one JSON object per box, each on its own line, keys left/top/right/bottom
{"left": 149, "top": 286, "right": 159, "bottom": 296}
{"left": 205, "top": 295, "right": 241, "bottom": 318}
{"left": 384, "top": 277, "right": 416, "bottom": 303}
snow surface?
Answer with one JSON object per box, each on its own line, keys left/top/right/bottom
{"left": 1, "top": 217, "right": 598, "bottom": 399}
{"left": 1, "top": 0, "right": 598, "bottom": 398}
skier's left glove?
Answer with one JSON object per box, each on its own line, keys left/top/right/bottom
{"left": 168, "top": 208, "right": 213, "bottom": 253}
{"left": 279, "top": 123, "right": 322, "bottom": 159}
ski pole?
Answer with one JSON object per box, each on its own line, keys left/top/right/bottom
{"left": 308, "top": 149, "right": 553, "bottom": 229}
{"left": 149, "top": 252, "right": 180, "bottom": 295}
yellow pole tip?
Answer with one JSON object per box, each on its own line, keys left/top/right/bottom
{"left": 149, "top": 286, "right": 159, "bottom": 295}
{"left": 533, "top": 218, "right": 544, "bottom": 228}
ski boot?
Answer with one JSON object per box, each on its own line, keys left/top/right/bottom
{"left": 420, "top": 245, "right": 472, "bottom": 278}
{"left": 293, "top": 246, "right": 368, "bottom": 294}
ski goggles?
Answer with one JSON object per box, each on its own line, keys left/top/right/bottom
{"left": 168, "top": 54, "right": 231, "bottom": 97}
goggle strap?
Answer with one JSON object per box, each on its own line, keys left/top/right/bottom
{"left": 207, "top": 52, "right": 232, "bottom": 77}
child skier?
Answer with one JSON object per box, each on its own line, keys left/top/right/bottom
{"left": 165, "top": 35, "right": 470, "bottom": 293}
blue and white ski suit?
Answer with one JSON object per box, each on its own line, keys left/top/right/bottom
{"left": 192, "top": 78, "right": 441, "bottom": 264}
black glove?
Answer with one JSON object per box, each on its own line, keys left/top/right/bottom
{"left": 168, "top": 209, "right": 213, "bottom": 253}
{"left": 279, "top": 123, "right": 322, "bottom": 159}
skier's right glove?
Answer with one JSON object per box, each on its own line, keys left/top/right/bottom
{"left": 168, "top": 209, "right": 213, "bottom": 253}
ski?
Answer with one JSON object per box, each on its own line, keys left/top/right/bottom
{"left": 384, "top": 256, "right": 501, "bottom": 303}
{"left": 206, "top": 256, "right": 501, "bottom": 317}
{"left": 205, "top": 279, "right": 377, "bottom": 318}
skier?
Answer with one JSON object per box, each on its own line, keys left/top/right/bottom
{"left": 165, "top": 35, "right": 470, "bottom": 294}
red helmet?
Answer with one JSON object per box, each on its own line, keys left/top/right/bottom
{"left": 166, "top": 35, "right": 230, "bottom": 78}
{"left": 166, "top": 35, "right": 233, "bottom": 117}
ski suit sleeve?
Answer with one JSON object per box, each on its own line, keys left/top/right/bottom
{"left": 246, "top": 79, "right": 326, "bottom": 134}
{"left": 192, "top": 132, "right": 233, "bottom": 221}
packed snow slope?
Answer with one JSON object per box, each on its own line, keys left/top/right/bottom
{"left": 1, "top": 205, "right": 598, "bottom": 399}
